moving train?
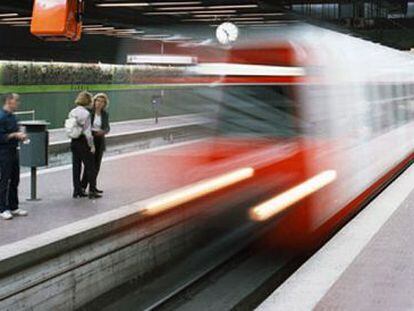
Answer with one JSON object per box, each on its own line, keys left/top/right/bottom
{"left": 141, "top": 25, "right": 414, "bottom": 250}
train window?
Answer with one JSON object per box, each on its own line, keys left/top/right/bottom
{"left": 201, "top": 85, "right": 300, "bottom": 138}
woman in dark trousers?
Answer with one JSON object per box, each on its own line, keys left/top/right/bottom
{"left": 69, "top": 91, "right": 101, "bottom": 199}
{"left": 81, "top": 93, "right": 110, "bottom": 193}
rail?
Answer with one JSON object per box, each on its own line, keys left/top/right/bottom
{"left": 15, "top": 110, "right": 35, "bottom": 121}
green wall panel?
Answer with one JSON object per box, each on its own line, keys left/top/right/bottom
{"left": 13, "top": 87, "right": 216, "bottom": 129}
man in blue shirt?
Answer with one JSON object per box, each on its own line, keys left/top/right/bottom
{"left": 0, "top": 93, "right": 28, "bottom": 220}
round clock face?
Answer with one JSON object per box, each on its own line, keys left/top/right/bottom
{"left": 216, "top": 22, "right": 239, "bottom": 45}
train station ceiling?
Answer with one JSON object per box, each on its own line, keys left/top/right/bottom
{"left": 0, "top": 0, "right": 413, "bottom": 62}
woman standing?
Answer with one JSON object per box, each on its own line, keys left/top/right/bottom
{"left": 69, "top": 91, "right": 101, "bottom": 199}
{"left": 81, "top": 93, "right": 110, "bottom": 193}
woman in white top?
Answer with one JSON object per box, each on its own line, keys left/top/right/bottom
{"left": 81, "top": 93, "right": 110, "bottom": 193}
{"left": 69, "top": 91, "right": 101, "bottom": 199}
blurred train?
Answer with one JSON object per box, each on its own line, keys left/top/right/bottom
{"left": 141, "top": 25, "right": 414, "bottom": 250}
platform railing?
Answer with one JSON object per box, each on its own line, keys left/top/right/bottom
{"left": 15, "top": 110, "right": 36, "bottom": 121}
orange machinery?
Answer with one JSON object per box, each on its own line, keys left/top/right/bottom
{"left": 31, "top": 0, "right": 83, "bottom": 41}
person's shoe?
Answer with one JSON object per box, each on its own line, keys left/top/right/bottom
{"left": 0, "top": 210, "right": 13, "bottom": 220}
{"left": 11, "top": 209, "right": 28, "bottom": 217}
{"left": 73, "top": 191, "right": 88, "bottom": 198}
{"left": 89, "top": 191, "right": 102, "bottom": 199}
{"left": 95, "top": 188, "right": 104, "bottom": 194}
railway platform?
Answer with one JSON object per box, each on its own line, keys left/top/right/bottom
{"left": 47, "top": 113, "right": 211, "bottom": 157}
{"left": 257, "top": 163, "right": 414, "bottom": 311}
{"left": 0, "top": 137, "right": 213, "bottom": 310}
{"left": 0, "top": 140, "right": 198, "bottom": 246}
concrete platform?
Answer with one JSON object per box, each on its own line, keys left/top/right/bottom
{"left": 1, "top": 140, "right": 204, "bottom": 247}
{"left": 257, "top": 164, "right": 414, "bottom": 311}
{"left": 0, "top": 136, "right": 255, "bottom": 310}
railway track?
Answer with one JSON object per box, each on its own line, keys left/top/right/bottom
{"left": 81, "top": 221, "right": 304, "bottom": 311}
{"left": 81, "top": 160, "right": 412, "bottom": 311}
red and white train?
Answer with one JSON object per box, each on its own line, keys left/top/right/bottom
{"left": 142, "top": 25, "right": 414, "bottom": 250}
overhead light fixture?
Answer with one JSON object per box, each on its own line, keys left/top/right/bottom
{"left": 0, "top": 13, "right": 19, "bottom": 17}
{"left": 82, "top": 24, "right": 104, "bottom": 28}
{"left": 96, "top": 2, "right": 149, "bottom": 7}
{"left": 183, "top": 18, "right": 220, "bottom": 22}
{"left": 193, "top": 14, "right": 235, "bottom": 18}
{"left": 230, "top": 17, "right": 264, "bottom": 21}
{"left": 150, "top": 1, "right": 202, "bottom": 5}
{"left": 156, "top": 6, "right": 204, "bottom": 10}
{"left": 144, "top": 9, "right": 236, "bottom": 15}
{"left": 142, "top": 34, "right": 171, "bottom": 38}
{"left": 209, "top": 4, "right": 258, "bottom": 9}
{"left": 191, "top": 10, "right": 237, "bottom": 14}
{"left": 1, "top": 16, "right": 31, "bottom": 21}
{"left": 83, "top": 26, "right": 115, "bottom": 31}
{"left": 144, "top": 11, "right": 191, "bottom": 15}
{"left": 242, "top": 13, "right": 285, "bottom": 16}
{"left": 116, "top": 29, "right": 144, "bottom": 34}
{"left": 163, "top": 35, "right": 192, "bottom": 41}
{"left": 158, "top": 4, "right": 258, "bottom": 10}
{"left": 184, "top": 17, "right": 264, "bottom": 22}
{"left": 0, "top": 21, "right": 29, "bottom": 25}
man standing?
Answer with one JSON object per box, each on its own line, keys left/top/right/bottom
{"left": 0, "top": 93, "right": 28, "bottom": 220}
{"left": 151, "top": 95, "right": 162, "bottom": 124}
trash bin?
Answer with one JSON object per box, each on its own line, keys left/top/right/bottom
{"left": 19, "top": 120, "right": 50, "bottom": 201}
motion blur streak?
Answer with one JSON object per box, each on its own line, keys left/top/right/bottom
{"left": 250, "top": 170, "right": 337, "bottom": 222}
{"left": 144, "top": 167, "right": 255, "bottom": 216}
{"left": 190, "top": 63, "right": 306, "bottom": 76}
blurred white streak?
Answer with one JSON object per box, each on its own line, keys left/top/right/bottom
{"left": 190, "top": 63, "right": 305, "bottom": 77}
{"left": 250, "top": 170, "right": 337, "bottom": 222}
{"left": 144, "top": 167, "right": 254, "bottom": 216}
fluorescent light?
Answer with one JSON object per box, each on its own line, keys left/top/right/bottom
{"left": 83, "top": 27, "right": 115, "bottom": 31}
{"left": 242, "top": 13, "right": 285, "bottom": 16}
{"left": 144, "top": 9, "right": 236, "bottom": 15}
{"left": 1, "top": 17, "right": 31, "bottom": 21}
{"left": 142, "top": 34, "right": 170, "bottom": 37}
{"left": 0, "top": 13, "right": 19, "bottom": 17}
{"left": 150, "top": 1, "right": 202, "bottom": 5}
{"left": 144, "top": 167, "right": 254, "bottom": 216}
{"left": 191, "top": 10, "right": 237, "bottom": 14}
{"left": 250, "top": 170, "right": 337, "bottom": 222}
{"left": 193, "top": 14, "right": 235, "bottom": 18}
{"left": 144, "top": 11, "right": 191, "bottom": 15}
{"left": 209, "top": 4, "right": 258, "bottom": 9}
{"left": 0, "top": 21, "right": 29, "bottom": 25}
{"left": 184, "top": 17, "right": 264, "bottom": 21}
{"left": 156, "top": 6, "right": 204, "bottom": 10}
{"left": 115, "top": 29, "right": 144, "bottom": 33}
{"left": 82, "top": 24, "right": 104, "bottom": 28}
{"left": 162, "top": 35, "right": 192, "bottom": 41}
{"left": 230, "top": 17, "right": 264, "bottom": 20}
{"left": 96, "top": 2, "right": 149, "bottom": 7}
{"left": 158, "top": 4, "right": 258, "bottom": 10}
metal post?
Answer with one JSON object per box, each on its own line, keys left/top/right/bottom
{"left": 27, "top": 166, "right": 41, "bottom": 201}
